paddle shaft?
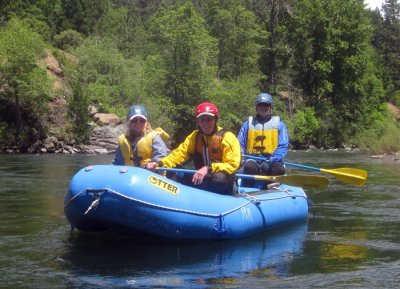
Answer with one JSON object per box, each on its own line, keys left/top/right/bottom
{"left": 157, "top": 167, "right": 279, "bottom": 179}
{"left": 242, "top": 154, "right": 319, "bottom": 171}
{"left": 155, "top": 167, "right": 328, "bottom": 189}
{"left": 242, "top": 154, "right": 367, "bottom": 186}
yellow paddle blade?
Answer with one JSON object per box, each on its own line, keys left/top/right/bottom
{"left": 252, "top": 174, "right": 329, "bottom": 190}
{"left": 321, "top": 168, "right": 368, "bottom": 186}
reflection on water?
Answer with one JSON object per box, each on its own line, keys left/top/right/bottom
{"left": 0, "top": 151, "right": 400, "bottom": 288}
{"left": 61, "top": 223, "right": 308, "bottom": 288}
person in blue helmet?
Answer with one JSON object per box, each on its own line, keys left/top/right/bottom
{"left": 113, "top": 105, "right": 170, "bottom": 168}
{"left": 237, "top": 93, "right": 289, "bottom": 186}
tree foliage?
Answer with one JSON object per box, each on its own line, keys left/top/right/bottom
{"left": 67, "top": 81, "right": 91, "bottom": 143}
{"left": 147, "top": 2, "right": 218, "bottom": 141}
{"left": 72, "top": 37, "right": 131, "bottom": 116}
{"left": 374, "top": 0, "right": 400, "bottom": 95}
{"left": 246, "top": 0, "right": 291, "bottom": 91}
{"left": 288, "top": 0, "right": 385, "bottom": 146}
{"left": 0, "top": 0, "right": 399, "bottom": 152}
{"left": 53, "top": 29, "right": 84, "bottom": 50}
{"left": 287, "top": 107, "right": 320, "bottom": 147}
{"left": 205, "top": 0, "right": 263, "bottom": 79}
{"left": 0, "top": 18, "right": 50, "bottom": 147}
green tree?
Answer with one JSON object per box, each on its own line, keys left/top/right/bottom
{"left": 287, "top": 107, "right": 320, "bottom": 148}
{"left": 0, "top": 18, "right": 50, "bottom": 147}
{"left": 59, "top": 0, "right": 110, "bottom": 35}
{"left": 67, "top": 81, "right": 91, "bottom": 143}
{"left": 288, "top": 0, "right": 385, "bottom": 146}
{"left": 246, "top": 0, "right": 290, "bottom": 91}
{"left": 110, "top": 0, "right": 166, "bottom": 57}
{"left": 72, "top": 37, "right": 131, "bottom": 116}
{"left": 148, "top": 2, "right": 218, "bottom": 141}
{"left": 53, "top": 29, "right": 84, "bottom": 51}
{"left": 208, "top": 73, "right": 260, "bottom": 132}
{"left": 0, "top": 0, "right": 54, "bottom": 40}
{"left": 205, "top": 0, "right": 263, "bottom": 79}
{"left": 375, "top": 0, "right": 400, "bottom": 95}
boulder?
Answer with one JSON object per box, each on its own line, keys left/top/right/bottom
{"left": 93, "top": 113, "right": 121, "bottom": 126}
{"left": 89, "top": 124, "right": 127, "bottom": 152}
{"left": 44, "top": 136, "right": 59, "bottom": 153}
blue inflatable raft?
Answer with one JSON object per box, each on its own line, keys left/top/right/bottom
{"left": 64, "top": 165, "right": 309, "bottom": 240}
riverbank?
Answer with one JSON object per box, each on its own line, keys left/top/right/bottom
{"left": 0, "top": 123, "right": 126, "bottom": 155}
{"left": 1, "top": 136, "right": 398, "bottom": 166}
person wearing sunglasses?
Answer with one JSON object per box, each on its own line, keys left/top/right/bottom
{"left": 146, "top": 102, "right": 241, "bottom": 195}
{"left": 113, "top": 105, "right": 170, "bottom": 168}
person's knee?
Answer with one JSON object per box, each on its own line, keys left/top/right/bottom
{"left": 259, "top": 161, "right": 271, "bottom": 174}
{"left": 243, "top": 159, "right": 258, "bottom": 174}
{"left": 210, "top": 172, "right": 229, "bottom": 185}
{"left": 270, "top": 162, "right": 285, "bottom": 175}
{"left": 210, "top": 172, "right": 234, "bottom": 194}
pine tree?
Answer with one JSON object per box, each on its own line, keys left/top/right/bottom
{"left": 379, "top": 0, "right": 400, "bottom": 93}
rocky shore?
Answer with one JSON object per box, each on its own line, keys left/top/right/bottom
{"left": 1, "top": 122, "right": 127, "bottom": 155}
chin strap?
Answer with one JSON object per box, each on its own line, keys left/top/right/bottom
{"left": 256, "top": 114, "right": 272, "bottom": 123}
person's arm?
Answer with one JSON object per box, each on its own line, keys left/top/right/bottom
{"left": 151, "top": 134, "right": 169, "bottom": 162}
{"left": 270, "top": 121, "right": 289, "bottom": 162}
{"left": 112, "top": 147, "right": 125, "bottom": 166}
{"left": 211, "top": 131, "right": 241, "bottom": 174}
{"left": 158, "top": 130, "right": 197, "bottom": 168}
{"left": 237, "top": 120, "right": 249, "bottom": 155}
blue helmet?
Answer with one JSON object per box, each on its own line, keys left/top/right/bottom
{"left": 256, "top": 93, "right": 273, "bottom": 108}
{"left": 127, "top": 105, "right": 147, "bottom": 121}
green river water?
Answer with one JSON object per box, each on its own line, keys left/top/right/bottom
{"left": 0, "top": 151, "right": 399, "bottom": 288}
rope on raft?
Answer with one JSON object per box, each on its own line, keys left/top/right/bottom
{"left": 64, "top": 187, "right": 307, "bottom": 218}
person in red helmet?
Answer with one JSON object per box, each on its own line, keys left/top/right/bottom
{"left": 147, "top": 102, "right": 241, "bottom": 194}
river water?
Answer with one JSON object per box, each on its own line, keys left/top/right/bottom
{"left": 0, "top": 151, "right": 399, "bottom": 289}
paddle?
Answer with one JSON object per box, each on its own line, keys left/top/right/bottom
{"left": 155, "top": 167, "right": 329, "bottom": 189}
{"left": 242, "top": 154, "right": 368, "bottom": 186}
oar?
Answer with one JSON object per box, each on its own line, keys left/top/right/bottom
{"left": 155, "top": 167, "right": 328, "bottom": 189}
{"left": 236, "top": 173, "right": 328, "bottom": 189}
{"left": 242, "top": 154, "right": 368, "bottom": 186}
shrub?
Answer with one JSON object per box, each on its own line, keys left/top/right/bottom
{"left": 287, "top": 107, "right": 320, "bottom": 147}
{"left": 353, "top": 109, "right": 400, "bottom": 153}
{"left": 54, "top": 29, "right": 84, "bottom": 51}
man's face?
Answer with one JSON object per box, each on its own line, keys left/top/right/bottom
{"left": 256, "top": 103, "right": 272, "bottom": 118}
{"left": 197, "top": 115, "right": 216, "bottom": 135}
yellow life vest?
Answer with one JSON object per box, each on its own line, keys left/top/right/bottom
{"left": 246, "top": 116, "right": 280, "bottom": 155}
{"left": 118, "top": 128, "right": 170, "bottom": 167}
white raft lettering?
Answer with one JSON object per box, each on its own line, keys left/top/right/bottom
{"left": 241, "top": 207, "right": 253, "bottom": 222}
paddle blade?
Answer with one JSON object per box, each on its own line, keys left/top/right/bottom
{"left": 273, "top": 174, "right": 329, "bottom": 189}
{"left": 321, "top": 168, "right": 368, "bottom": 186}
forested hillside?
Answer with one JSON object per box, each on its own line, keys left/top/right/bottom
{"left": 0, "top": 0, "right": 399, "bottom": 153}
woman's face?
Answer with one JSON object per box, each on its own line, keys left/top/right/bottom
{"left": 129, "top": 117, "right": 147, "bottom": 136}
{"left": 197, "top": 115, "right": 216, "bottom": 135}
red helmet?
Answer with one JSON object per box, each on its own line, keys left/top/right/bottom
{"left": 195, "top": 102, "right": 219, "bottom": 118}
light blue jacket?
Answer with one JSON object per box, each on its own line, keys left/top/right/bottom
{"left": 237, "top": 117, "right": 289, "bottom": 162}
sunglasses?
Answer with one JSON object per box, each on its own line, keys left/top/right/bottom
{"left": 130, "top": 118, "right": 146, "bottom": 123}
{"left": 197, "top": 116, "right": 215, "bottom": 122}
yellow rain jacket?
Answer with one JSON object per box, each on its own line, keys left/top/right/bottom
{"left": 160, "top": 126, "right": 241, "bottom": 174}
